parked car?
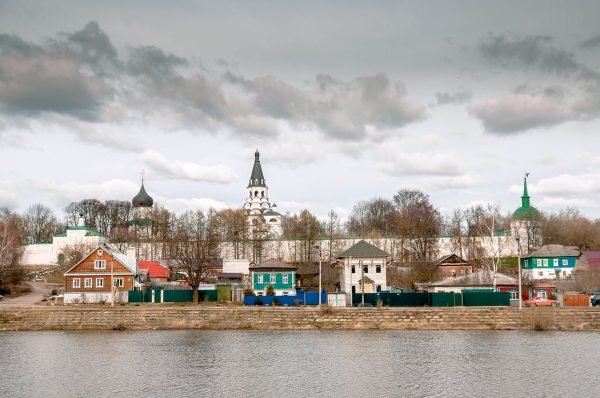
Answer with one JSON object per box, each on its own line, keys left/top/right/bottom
{"left": 591, "top": 290, "right": 600, "bottom": 307}
{"left": 525, "top": 297, "right": 559, "bottom": 307}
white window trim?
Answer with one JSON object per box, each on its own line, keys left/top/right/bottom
{"left": 282, "top": 275, "right": 288, "bottom": 284}
{"left": 270, "top": 274, "right": 276, "bottom": 284}
{"left": 73, "top": 278, "right": 80, "bottom": 288}
{"left": 95, "top": 278, "right": 104, "bottom": 288}
{"left": 84, "top": 278, "right": 92, "bottom": 288}
{"left": 258, "top": 275, "right": 264, "bottom": 284}
{"left": 562, "top": 259, "right": 568, "bottom": 266}
{"left": 113, "top": 278, "right": 124, "bottom": 288}
{"left": 94, "top": 260, "right": 106, "bottom": 270}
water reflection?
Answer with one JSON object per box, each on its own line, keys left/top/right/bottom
{"left": 0, "top": 331, "right": 598, "bottom": 397}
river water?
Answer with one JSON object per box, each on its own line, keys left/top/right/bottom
{"left": 0, "top": 330, "right": 598, "bottom": 397}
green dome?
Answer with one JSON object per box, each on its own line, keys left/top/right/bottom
{"left": 512, "top": 175, "right": 539, "bottom": 219}
{"left": 512, "top": 205, "right": 539, "bottom": 219}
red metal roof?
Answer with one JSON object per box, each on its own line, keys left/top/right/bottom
{"left": 582, "top": 251, "right": 600, "bottom": 267}
{"left": 138, "top": 261, "right": 170, "bottom": 278}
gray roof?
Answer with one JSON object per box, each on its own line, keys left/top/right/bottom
{"left": 522, "top": 244, "right": 581, "bottom": 259}
{"left": 262, "top": 209, "right": 281, "bottom": 216}
{"left": 337, "top": 240, "right": 390, "bottom": 258}
{"left": 429, "top": 270, "right": 518, "bottom": 287}
{"left": 248, "top": 150, "right": 266, "bottom": 187}
{"left": 250, "top": 258, "right": 297, "bottom": 271}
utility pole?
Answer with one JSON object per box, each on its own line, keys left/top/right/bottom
{"left": 517, "top": 237, "right": 522, "bottom": 311}
{"left": 360, "top": 259, "right": 365, "bottom": 307}
{"left": 315, "top": 244, "right": 322, "bottom": 308}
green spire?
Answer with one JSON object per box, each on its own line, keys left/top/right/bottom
{"left": 521, "top": 175, "right": 530, "bottom": 208}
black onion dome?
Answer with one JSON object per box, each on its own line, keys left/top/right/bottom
{"left": 132, "top": 182, "right": 153, "bottom": 208}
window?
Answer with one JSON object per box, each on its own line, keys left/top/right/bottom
{"left": 84, "top": 278, "right": 92, "bottom": 288}
{"left": 96, "top": 278, "right": 104, "bottom": 288}
{"left": 510, "top": 291, "right": 519, "bottom": 300}
{"left": 270, "top": 274, "right": 276, "bottom": 284}
{"left": 73, "top": 278, "right": 80, "bottom": 288}
{"left": 282, "top": 275, "right": 288, "bottom": 284}
{"left": 94, "top": 260, "right": 106, "bottom": 270}
{"left": 536, "top": 259, "right": 542, "bottom": 267}
{"left": 282, "top": 291, "right": 289, "bottom": 296}
{"left": 537, "top": 290, "right": 547, "bottom": 299}
{"left": 553, "top": 259, "right": 559, "bottom": 267}
{"left": 562, "top": 271, "right": 567, "bottom": 277}
{"left": 114, "top": 278, "right": 124, "bottom": 288}
{"left": 562, "top": 259, "right": 568, "bottom": 266}
{"left": 538, "top": 271, "right": 543, "bottom": 277}
{"left": 461, "top": 268, "right": 466, "bottom": 275}
{"left": 97, "top": 249, "right": 103, "bottom": 256}
{"left": 257, "top": 292, "right": 264, "bottom": 296}
{"left": 542, "top": 259, "right": 548, "bottom": 267}
{"left": 376, "top": 264, "right": 382, "bottom": 273}
{"left": 524, "top": 259, "right": 528, "bottom": 267}
{"left": 376, "top": 285, "right": 382, "bottom": 292}
{"left": 258, "top": 275, "right": 264, "bottom": 284}
{"left": 363, "top": 264, "right": 368, "bottom": 273}
{"left": 351, "top": 265, "right": 355, "bottom": 273}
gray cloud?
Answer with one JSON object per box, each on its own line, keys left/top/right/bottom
{"left": 581, "top": 34, "right": 600, "bottom": 50}
{"left": 0, "top": 22, "right": 426, "bottom": 143}
{"left": 436, "top": 89, "right": 473, "bottom": 105}
{"left": 224, "top": 72, "right": 424, "bottom": 140}
{"left": 0, "top": 23, "right": 113, "bottom": 119}
{"left": 479, "top": 34, "right": 596, "bottom": 79}
{"left": 468, "top": 89, "right": 571, "bottom": 134}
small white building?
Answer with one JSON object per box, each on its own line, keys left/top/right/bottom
{"left": 337, "top": 240, "right": 390, "bottom": 305}
{"left": 21, "top": 215, "right": 108, "bottom": 267}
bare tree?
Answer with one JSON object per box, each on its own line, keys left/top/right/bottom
{"left": 542, "top": 208, "right": 600, "bottom": 250}
{"left": 323, "top": 209, "right": 343, "bottom": 261}
{"left": 172, "top": 210, "right": 219, "bottom": 304}
{"left": 347, "top": 198, "right": 396, "bottom": 237}
{"left": 0, "top": 209, "right": 25, "bottom": 291}
{"left": 393, "top": 189, "right": 441, "bottom": 261}
{"left": 22, "top": 204, "right": 62, "bottom": 243}
{"left": 464, "top": 203, "right": 509, "bottom": 290}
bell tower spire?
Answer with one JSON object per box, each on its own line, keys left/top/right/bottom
{"left": 521, "top": 172, "right": 530, "bottom": 208}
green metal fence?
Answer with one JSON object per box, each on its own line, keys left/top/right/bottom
{"left": 462, "top": 291, "right": 510, "bottom": 306}
{"left": 127, "top": 289, "right": 217, "bottom": 303}
{"left": 349, "top": 291, "right": 508, "bottom": 307}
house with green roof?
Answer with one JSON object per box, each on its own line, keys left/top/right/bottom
{"left": 336, "top": 240, "right": 390, "bottom": 304}
{"left": 21, "top": 214, "right": 108, "bottom": 266}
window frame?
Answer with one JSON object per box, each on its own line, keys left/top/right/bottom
{"left": 562, "top": 259, "right": 568, "bottom": 266}
{"left": 363, "top": 264, "right": 369, "bottom": 274}
{"left": 113, "top": 277, "right": 124, "bottom": 288}
{"left": 282, "top": 274, "right": 288, "bottom": 284}
{"left": 95, "top": 278, "right": 104, "bottom": 288}
{"left": 84, "top": 278, "right": 92, "bottom": 288}
{"left": 270, "top": 274, "right": 276, "bottom": 284}
{"left": 553, "top": 258, "right": 559, "bottom": 267}
{"left": 73, "top": 278, "right": 80, "bottom": 288}
{"left": 94, "top": 260, "right": 106, "bottom": 270}
{"left": 257, "top": 274, "right": 264, "bottom": 284}
{"left": 375, "top": 264, "right": 382, "bottom": 273}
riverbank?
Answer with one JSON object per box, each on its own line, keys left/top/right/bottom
{"left": 1, "top": 306, "right": 600, "bottom": 331}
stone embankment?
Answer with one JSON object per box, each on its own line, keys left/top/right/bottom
{"left": 1, "top": 306, "right": 600, "bottom": 331}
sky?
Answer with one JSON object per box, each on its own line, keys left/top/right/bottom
{"left": 1, "top": 0, "right": 600, "bottom": 220}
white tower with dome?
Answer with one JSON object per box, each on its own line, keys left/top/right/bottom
{"left": 243, "top": 150, "right": 282, "bottom": 236}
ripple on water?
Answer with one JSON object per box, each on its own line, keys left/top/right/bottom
{"left": 0, "top": 330, "right": 599, "bottom": 397}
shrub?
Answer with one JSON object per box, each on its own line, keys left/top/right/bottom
{"left": 243, "top": 288, "right": 256, "bottom": 296}
{"left": 266, "top": 285, "right": 275, "bottom": 296}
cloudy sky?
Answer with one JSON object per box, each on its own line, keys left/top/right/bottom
{"left": 1, "top": 0, "right": 600, "bottom": 219}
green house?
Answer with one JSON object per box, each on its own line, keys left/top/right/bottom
{"left": 521, "top": 244, "right": 580, "bottom": 280}
{"left": 250, "top": 258, "right": 297, "bottom": 296}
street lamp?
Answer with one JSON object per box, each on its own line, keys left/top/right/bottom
{"left": 314, "top": 244, "right": 322, "bottom": 308}
{"left": 516, "top": 237, "right": 522, "bottom": 311}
